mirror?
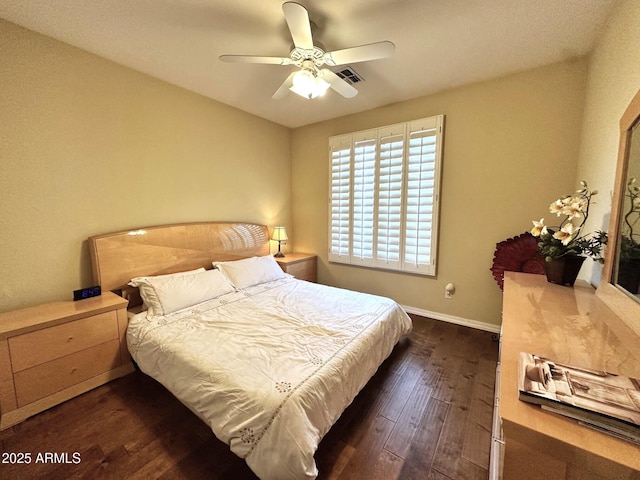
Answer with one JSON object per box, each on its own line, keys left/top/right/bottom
{"left": 597, "top": 87, "right": 640, "bottom": 335}
{"left": 615, "top": 118, "right": 640, "bottom": 297}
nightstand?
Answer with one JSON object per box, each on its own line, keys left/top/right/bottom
{"left": 276, "top": 253, "right": 317, "bottom": 282}
{"left": 0, "top": 292, "right": 135, "bottom": 430}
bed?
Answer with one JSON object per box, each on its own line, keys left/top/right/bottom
{"left": 89, "top": 222, "right": 412, "bottom": 480}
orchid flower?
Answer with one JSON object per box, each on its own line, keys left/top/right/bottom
{"left": 531, "top": 218, "right": 547, "bottom": 237}
{"left": 562, "top": 200, "right": 585, "bottom": 219}
{"left": 549, "top": 200, "right": 564, "bottom": 216}
{"left": 553, "top": 223, "right": 575, "bottom": 246}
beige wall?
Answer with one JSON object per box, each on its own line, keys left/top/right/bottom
{"left": 577, "top": 0, "right": 640, "bottom": 285}
{"left": 0, "top": 20, "right": 291, "bottom": 312}
{"left": 291, "top": 59, "right": 588, "bottom": 328}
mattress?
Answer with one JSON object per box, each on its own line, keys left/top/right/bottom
{"left": 126, "top": 276, "right": 412, "bottom": 479}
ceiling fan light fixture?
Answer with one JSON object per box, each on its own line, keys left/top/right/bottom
{"left": 290, "top": 68, "right": 330, "bottom": 99}
{"left": 221, "top": 2, "right": 394, "bottom": 100}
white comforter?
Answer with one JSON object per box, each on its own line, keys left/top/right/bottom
{"left": 126, "top": 277, "right": 412, "bottom": 480}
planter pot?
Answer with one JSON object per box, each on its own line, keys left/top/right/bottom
{"left": 543, "top": 256, "right": 586, "bottom": 286}
{"left": 617, "top": 259, "right": 640, "bottom": 294}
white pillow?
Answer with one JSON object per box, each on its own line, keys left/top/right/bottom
{"left": 129, "top": 268, "right": 234, "bottom": 318}
{"left": 213, "top": 255, "right": 286, "bottom": 289}
{"left": 130, "top": 267, "right": 205, "bottom": 283}
{"left": 127, "top": 267, "right": 205, "bottom": 311}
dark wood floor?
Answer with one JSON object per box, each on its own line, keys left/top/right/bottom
{"left": 0, "top": 315, "right": 499, "bottom": 480}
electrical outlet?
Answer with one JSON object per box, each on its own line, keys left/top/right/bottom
{"left": 444, "top": 283, "right": 455, "bottom": 299}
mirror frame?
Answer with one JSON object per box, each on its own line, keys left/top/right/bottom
{"left": 596, "top": 86, "right": 640, "bottom": 336}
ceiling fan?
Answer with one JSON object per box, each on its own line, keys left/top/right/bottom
{"left": 219, "top": 2, "right": 395, "bottom": 100}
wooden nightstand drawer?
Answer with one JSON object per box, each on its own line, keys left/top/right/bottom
{"left": 276, "top": 253, "right": 317, "bottom": 282}
{"left": 286, "top": 261, "right": 316, "bottom": 281}
{"left": 8, "top": 311, "right": 119, "bottom": 372}
{"left": 14, "top": 339, "right": 121, "bottom": 407}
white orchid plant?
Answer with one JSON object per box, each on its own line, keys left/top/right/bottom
{"left": 531, "top": 181, "right": 607, "bottom": 262}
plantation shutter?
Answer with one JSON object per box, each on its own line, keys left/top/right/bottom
{"left": 375, "top": 125, "right": 406, "bottom": 270}
{"left": 403, "top": 117, "right": 442, "bottom": 274}
{"left": 329, "top": 135, "right": 352, "bottom": 262}
{"left": 351, "top": 132, "right": 376, "bottom": 266}
{"left": 328, "top": 115, "right": 444, "bottom": 276}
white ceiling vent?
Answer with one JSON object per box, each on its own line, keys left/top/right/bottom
{"left": 335, "top": 66, "right": 364, "bottom": 85}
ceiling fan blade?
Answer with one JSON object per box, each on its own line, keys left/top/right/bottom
{"left": 323, "top": 41, "right": 395, "bottom": 66}
{"left": 320, "top": 69, "right": 358, "bottom": 98}
{"left": 219, "top": 55, "right": 293, "bottom": 65}
{"left": 272, "top": 72, "right": 297, "bottom": 99}
{"left": 282, "top": 2, "right": 313, "bottom": 50}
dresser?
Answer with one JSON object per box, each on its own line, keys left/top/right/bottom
{"left": 496, "top": 272, "right": 640, "bottom": 479}
{"left": 0, "top": 292, "right": 134, "bottom": 429}
{"left": 276, "top": 253, "right": 317, "bottom": 282}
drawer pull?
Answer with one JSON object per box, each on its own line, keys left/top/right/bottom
{"left": 67, "top": 336, "right": 74, "bottom": 342}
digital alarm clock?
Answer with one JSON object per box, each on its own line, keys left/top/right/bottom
{"left": 73, "top": 285, "right": 101, "bottom": 301}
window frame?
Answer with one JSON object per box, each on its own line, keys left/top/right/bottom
{"left": 328, "top": 115, "right": 444, "bottom": 276}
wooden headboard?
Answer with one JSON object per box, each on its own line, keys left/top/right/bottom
{"left": 89, "top": 222, "right": 270, "bottom": 294}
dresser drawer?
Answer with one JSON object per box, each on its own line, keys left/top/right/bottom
{"left": 8, "top": 311, "right": 119, "bottom": 372}
{"left": 13, "top": 339, "right": 121, "bottom": 407}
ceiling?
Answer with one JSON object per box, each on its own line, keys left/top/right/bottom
{"left": 0, "top": 0, "right": 617, "bottom": 128}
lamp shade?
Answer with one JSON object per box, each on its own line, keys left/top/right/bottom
{"left": 271, "top": 226, "right": 288, "bottom": 242}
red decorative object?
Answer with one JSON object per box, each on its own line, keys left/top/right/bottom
{"left": 490, "top": 232, "right": 545, "bottom": 290}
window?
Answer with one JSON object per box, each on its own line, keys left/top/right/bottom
{"left": 329, "top": 115, "right": 444, "bottom": 276}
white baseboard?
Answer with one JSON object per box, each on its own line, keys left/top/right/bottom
{"left": 401, "top": 305, "right": 501, "bottom": 334}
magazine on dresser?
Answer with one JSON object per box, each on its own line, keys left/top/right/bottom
{"left": 518, "top": 352, "right": 640, "bottom": 444}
